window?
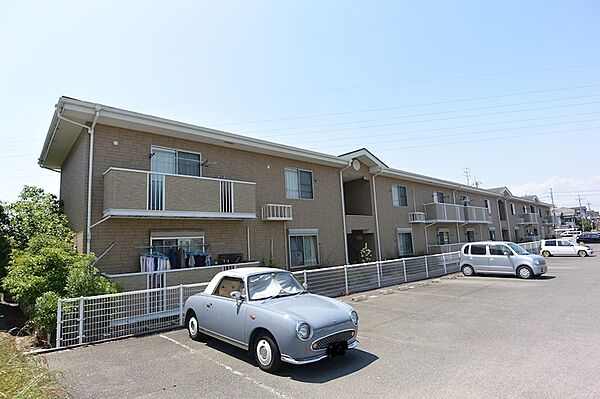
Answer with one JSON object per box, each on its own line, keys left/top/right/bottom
{"left": 530, "top": 205, "right": 535, "bottom": 213}
{"left": 214, "top": 277, "right": 245, "bottom": 298}
{"left": 433, "top": 191, "right": 445, "bottom": 203}
{"left": 538, "top": 209, "right": 542, "bottom": 217}
{"left": 489, "top": 245, "right": 510, "bottom": 255}
{"left": 151, "top": 147, "right": 201, "bottom": 177}
{"left": 285, "top": 168, "right": 313, "bottom": 199}
{"left": 392, "top": 185, "right": 408, "bottom": 207}
{"left": 470, "top": 245, "right": 487, "bottom": 255}
{"left": 484, "top": 199, "right": 492, "bottom": 214}
{"left": 545, "top": 240, "right": 556, "bottom": 246}
{"left": 523, "top": 205, "right": 527, "bottom": 214}
{"left": 151, "top": 236, "right": 205, "bottom": 252}
{"left": 463, "top": 245, "right": 470, "bottom": 255}
{"left": 461, "top": 196, "right": 470, "bottom": 206}
{"left": 289, "top": 234, "right": 318, "bottom": 267}
{"left": 437, "top": 229, "right": 450, "bottom": 245}
{"left": 558, "top": 240, "right": 573, "bottom": 247}
{"left": 510, "top": 204, "right": 516, "bottom": 215}
{"left": 397, "top": 229, "right": 413, "bottom": 255}
{"left": 248, "top": 272, "right": 304, "bottom": 301}
{"left": 466, "top": 229, "right": 475, "bottom": 242}
{"left": 488, "top": 228, "right": 496, "bottom": 241}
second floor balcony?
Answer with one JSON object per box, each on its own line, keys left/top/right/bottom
{"left": 410, "top": 203, "right": 492, "bottom": 224}
{"left": 103, "top": 167, "right": 256, "bottom": 219}
{"left": 517, "top": 213, "right": 540, "bottom": 225}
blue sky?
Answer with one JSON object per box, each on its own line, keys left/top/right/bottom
{"left": 1, "top": 1, "right": 599, "bottom": 208}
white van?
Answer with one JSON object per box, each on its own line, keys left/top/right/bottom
{"left": 540, "top": 239, "right": 593, "bottom": 257}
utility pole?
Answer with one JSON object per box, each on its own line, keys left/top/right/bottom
{"left": 578, "top": 195, "right": 585, "bottom": 231}
{"left": 463, "top": 167, "right": 471, "bottom": 186}
{"left": 550, "top": 188, "right": 557, "bottom": 231}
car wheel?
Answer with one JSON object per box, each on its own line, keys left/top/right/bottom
{"left": 186, "top": 311, "right": 201, "bottom": 341}
{"left": 541, "top": 250, "right": 551, "bottom": 257}
{"left": 461, "top": 265, "right": 475, "bottom": 277}
{"left": 578, "top": 250, "right": 587, "bottom": 257}
{"left": 254, "top": 334, "right": 281, "bottom": 373}
{"left": 517, "top": 266, "right": 533, "bottom": 279}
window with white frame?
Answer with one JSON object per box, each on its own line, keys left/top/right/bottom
{"left": 396, "top": 228, "right": 413, "bottom": 255}
{"left": 392, "top": 185, "right": 408, "bottom": 207}
{"left": 433, "top": 191, "right": 445, "bottom": 203}
{"left": 510, "top": 203, "right": 516, "bottom": 215}
{"left": 285, "top": 168, "right": 314, "bottom": 199}
{"left": 484, "top": 199, "right": 492, "bottom": 214}
{"left": 437, "top": 228, "right": 450, "bottom": 245}
{"left": 465, "top": 228, "right": 475, "bottom": 242}
{"left": 461, "top": 195, "right": 471, "bottom": 206}
{"left": 150, "top": 235, "right": 205, "bottom": 253}
{"left": 523, "top": 205, "right": 527, "bottom": 214}
{"left": 488, "top": 227, "right": 496, "bottom": 240}
{"left": 151, "top": 147, "right": 201, "bottom": 177}
{"left": 289, "top": 231, "right": 319, "bottom": 267}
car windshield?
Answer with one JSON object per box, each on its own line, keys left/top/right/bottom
{"left": 248, "top": 272, "right": 306, "bottom": 301}
{"left": 508, "top": 243, "right": 529, "bottom": 255}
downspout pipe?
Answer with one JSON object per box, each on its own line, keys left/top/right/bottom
{"left": 339, "top": 161, "right": 352, "bottom": 265}
{"left": 57, "top": 105, "right": 101, "bottom": 254}
{"left": 371, "top": 169, "right": 383, "bottom": 261}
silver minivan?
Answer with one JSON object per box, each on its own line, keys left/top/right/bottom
{"left": 460, "top": 241, "right": 548, "bottom": 279}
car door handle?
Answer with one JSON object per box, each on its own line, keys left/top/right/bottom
{"left": 206, "top": 303, "right": 213, "bottom": 308}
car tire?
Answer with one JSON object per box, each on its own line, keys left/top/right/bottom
{"left": 578, "top": 250, "right": 587, "bottom": 257}
{"left": 186, "top": 311, "right": 202, "bottom": 341}
{"left": 461, "top": 265, "right": 475, "bottom": 277}
{"left": 541, "top": 250, "right": 551, "bottom": 257}
{"left": 517, "top": 266, "right": 533, "bottom": 279}
{"left": 253, "top": 334, "right": 281, "bottom": 373}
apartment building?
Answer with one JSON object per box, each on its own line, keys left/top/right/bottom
{"left": 38, "top": 97, "right": 554, "bottom": 280}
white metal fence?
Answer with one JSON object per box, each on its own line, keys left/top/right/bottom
{"left": 55, "top": 241, "right": 541, "bottom": 348}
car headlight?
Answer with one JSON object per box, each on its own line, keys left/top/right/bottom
{"left": 350, "top": 310, "right": 359, "bottom": 326}
{"left": 296, "top": 322, "right": 312, "bottom": 340}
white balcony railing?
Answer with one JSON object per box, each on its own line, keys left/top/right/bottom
{"left": 409, "top": 212, "right": 426, "bottom": 223}
{"left": 261, "top": 204, "right": 293, "bottom": 221}
{"left": 518, "top": 213, "right": 539, "bottom": 224}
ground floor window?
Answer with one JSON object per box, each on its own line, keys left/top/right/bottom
{"left": 488, "top": 228, "right": 496, "bottom": 241}
{"left": 151, "top": 236, "right": 205, "bottom": 253}
{"left": 466, "top": 229, "right": 475, "bottom": 242}
{"left": 437, "top": 229, "right": 450, "bottom": 245}
{"left": 289, "top": 235, "right": 319, "bottom": 267}
{"left": 396, "top": 228, "right": 413, "bottom": 255}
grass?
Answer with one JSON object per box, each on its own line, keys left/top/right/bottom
{"left": 0, "top": 333, "right": 64, "bottom": 399}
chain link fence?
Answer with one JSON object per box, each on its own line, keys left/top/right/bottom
{"left": 56, "top": 241, "right": 540, "bottom": 348}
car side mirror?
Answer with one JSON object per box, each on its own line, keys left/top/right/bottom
{"left": 230, "top": 291, "right": 243, "bottom": 302}
{"left": 302, "top": 282, "right": 308, "bottom": 290}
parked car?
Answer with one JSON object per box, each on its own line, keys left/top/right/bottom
{"left": 577, "top": 232, "right": 600, "bottom": 244}
{"left": 460, "top": 241, "right": 547, "bottom": 279}
{"left": 540, "top": 239, "right": 594, "bottom": 257}
{"left": 184, "top": 267, "right": 359, "bottom": 372}
{"left": 560, "top": 230, "right": 582, "bottom": 238}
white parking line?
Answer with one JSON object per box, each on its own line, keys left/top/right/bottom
{"left": 159, "top": 334, "right": 292, "bottom": 399}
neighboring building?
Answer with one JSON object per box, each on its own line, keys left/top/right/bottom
{"left": 38, "top": 97, "right": 554, "bottom": 279}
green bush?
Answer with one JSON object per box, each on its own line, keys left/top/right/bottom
{"left": 32, "top": 292, "right": 61, "bottom": 335}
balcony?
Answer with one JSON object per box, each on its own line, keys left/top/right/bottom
{"left": 261, "top": 204, "right": 293, "bottom": 221}
{"left": 543, "top": 216, "right": 559, "bottom": 225}
{"left": 423, "top": 203, "right": 465, "bottom": 223}
{"left": 409, "top": 212, "right": 426, "bottom": 223}
{"left": 517, "top": 213, "right": 539, "bottom": 225}
{"left": 103, "top": 167, "right": 256, "bottom": 219}
{"left": 464, "top": 206, "right": 492, "bottom": 224}
{"left": 345, "top": 215, "right": 376, "bottom": 233}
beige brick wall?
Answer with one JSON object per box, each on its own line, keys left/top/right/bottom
{"left": 87, "top": 124, "right": 346, "bottom": 273}
{"left": 59, "top": 129, "right": 89, "bottom": 252}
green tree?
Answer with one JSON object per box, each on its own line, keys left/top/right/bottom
{"left": 0, "top": 204, "right": 10, "bottom": 281}
{"left": 4, "top": 186, "right": 72, "bottom": 250}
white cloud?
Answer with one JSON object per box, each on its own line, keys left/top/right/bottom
{"left": 510, "top": 175, "right": 600, "bottom": 208}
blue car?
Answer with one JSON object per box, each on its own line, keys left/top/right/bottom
{"left": 184, "top": 267, "right": 359, "bottom": 372}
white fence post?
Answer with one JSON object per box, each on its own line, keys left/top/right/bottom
{"left": 442, "top": 253, "right": 447, "bottom": 274}
{"left": 376, "top": 261, "right": 381, "bottom": 288}
{"left": 402, "top": 259, "right": 407, "bottom": 282}
{"left": 179, "top": 284, "right": 184, "bottom": 326}
{"left": 303, "top": 270, "right": 308, "bottom": 287}
{"left": 78, "top": 296, "right": 84, "bottom": 345}
{"left": 56, "top": 299, "right": 62, "bottom": 348}
{"left": 424, "top": 256, "right": 429, "bottom": 279}
{"left": 344, "top": 265, "right": 349, "bottom": 294}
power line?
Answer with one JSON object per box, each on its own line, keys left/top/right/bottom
{"left": 365, "top": 126, "right": 599, "bottom": 151}
{"left": 214, "top": 83, "right": 600, "bottom": 127}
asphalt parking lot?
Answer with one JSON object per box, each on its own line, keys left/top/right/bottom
{"left": 45, "top": 244, "right": 600, "bottom": 399}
